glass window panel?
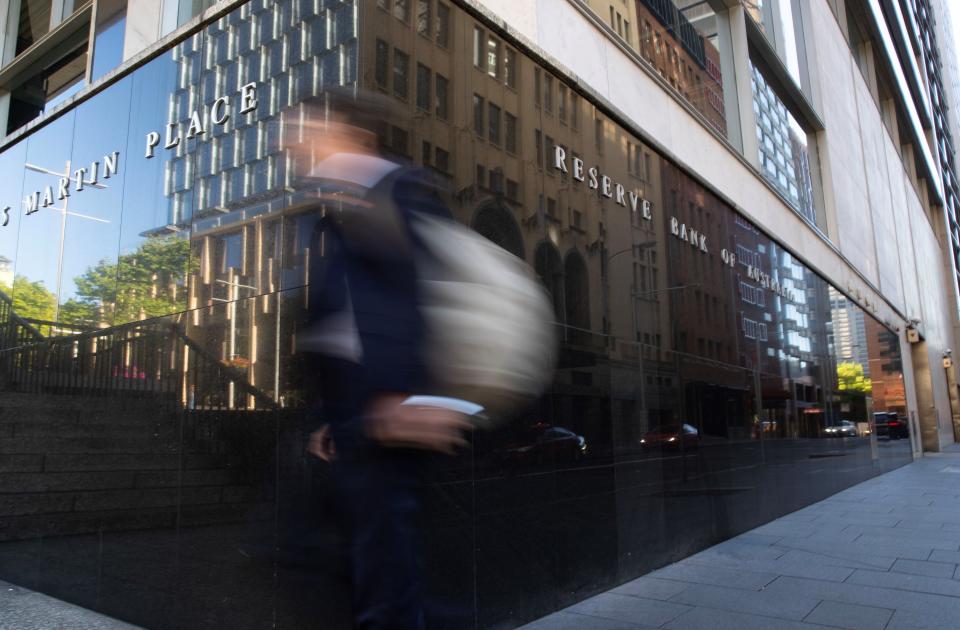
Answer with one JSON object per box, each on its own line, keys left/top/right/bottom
{"left": 436, "top": 3, "right": 450, "bottom": 47}
{"left": 487, "top": 37, "right": 500, "bottom": 79}
{"left": 749, "top": 63, "right": 817, "bottom": 226}
{"left": 394, "top": 0, "right": 410, "bottom": 22}
{"left": 488, "top": 102, "right": 500, "bottom": 145}
{"left": 393, "top": 48, "right": 409, "bottom": 98}
{"left": 416, "top": 63, "right": 431, "bottom": 110}
{"left": 91, "top": 0, "right": 128, "bottom": 82}
{"left": 435, "top": 73, "right": 449, "bottom": 119}
{"left": 417, "top": 0, "right": 430, "bottom": 36}
{"left": 473, "top": 94, "right": 484, "bottom": 136}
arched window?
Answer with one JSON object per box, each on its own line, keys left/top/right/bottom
{"left": 471, "top": 202, "right": 525, "bottom": 259}
{"left": 564, "top": 251, "right": 590, "bottom": 331}
{"left": 534, "top": 241, "right": 563, "bottom": 323}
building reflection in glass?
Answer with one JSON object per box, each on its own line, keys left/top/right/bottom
{"left": 0, "top": 1, "right": 914, "bottom": 628}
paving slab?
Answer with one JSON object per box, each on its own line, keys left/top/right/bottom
{"left": 0, "top": 580, "right": 140, "bottom": 630}
{"left": 522, "top": 451, "right": 960, "bottom": 630}
{"left": 666, "top": 581, "right": 820, "bottom": 621}
{"left": 803, "top": 600, "right": 893, "bottom": 630}
{"left": 889, "top": 558, "right": 957, "bottom": 579}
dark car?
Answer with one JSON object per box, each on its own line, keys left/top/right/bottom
{"left": 641, "top": 423, "right": 699, "bottom": 450}
{"left": 824, "top": 420, "right": 858, "bottom": 438}
{"left": 874, "top": 412, "right": 909, "bottom": 440}
{"left": 496, "top": 425, "right": 587, "bottom": 464}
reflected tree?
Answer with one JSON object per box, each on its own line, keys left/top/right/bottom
{"left": 1, "top": 276, "right": 57, "bottom": 321}
{"left": 837, "top": 361, "right": 872, "bottom": 394}
{"left": 61, "top": 236, "right": 193, "bottom": 326}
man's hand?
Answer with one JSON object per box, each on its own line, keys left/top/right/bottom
{"left": 307, "top": 424, "right": 336, "bottom": 462}
{"left": 365, "top": 394, "right": 471, "bottom": 454}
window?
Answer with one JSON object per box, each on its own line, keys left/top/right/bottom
{"left": 416, "top": 0, "right": 430, "bottom": 36}
{"left": 505, "top": 48, "right": 517, "bottom": 89}
{"left": 535, "top": 129, "right": 543, "bottom": 167}
{"left": 534, "top": 68, "right": 542, "bottom": 106}
{"left": 422, "top": 140, "right": 432, "bottom": 165}
{"left": 391, "top": 125, "right": 409, "bottom": 155}
{"left": 436, "top": 3, "right": 450, "bottom": 47}
{"left": 473, "top": 94, "right": 485, "bottom": 136}
{"left": 9, "top": 43, "right": 87, "bottom": 133}
{"left": 435, "top": 74, "right": 449, "bottom": 119}
{"left": 625, "top": 20, "right": 631, "bottom": 45}
{"left": 570, "top": 93, "right": 578, "bottom": 129}
{"left": 544, "top": 74, "right": 554, "bottom": 113}
{"left": 473, "top": 26, "right": 485, "bottom": 70}
{"left": 416, "top": 63, "right": 431, "bottom": 110}
{"left": 487, "top": 37, "right": 500, "bottom": 79}
{"left": 545, "top": 135, "right": 555, "bottom": 173}
{"left": 489, "top": 169, "right": 504, "bottom": 193}
{"left": 749, "top": 63, "right": 818, "bottom": 226}
{"left": 558, "top": 84, "right": 567, "bottom": 123}
{"left": 377, "top": 0, "right": 389, "bottom": 10}
{"left": 393, "top": 49, "right": 409, "bottom": 99}
{"left": 488, "top": 103, "right": 501, "bottom": 145}
{"left": 394, "top": 0, "right": 410, "bottom": 22}
{"left": 507, "top": 179, "right": 519, "bottom": 200}
{"left": 375, "top": 39, "right": 389, "bottom": 88}
{"left": 476, "top": 164, "right": 486, "bottom": 187}
{"left": 435, "top": 147, "right": 450, "bottom": 172}
{"left": 91, "top": 0, "right": 127, "bottom": 81}
{"left": 505, "top": 112, "right": 517, "bottom": 153}
{"left": 595, "top": 117, "right": 604, "bottom": 154}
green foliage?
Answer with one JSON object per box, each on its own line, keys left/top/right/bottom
{"left": 0, "top": 276, "right": 57, "bottom": 322}
{"left": 837, "top": 361, "right": 872, "bottom": 394}
{"left": 62, "top": 236, "right": 194, "bottom": 326}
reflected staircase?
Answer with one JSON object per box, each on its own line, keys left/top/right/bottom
{"left": 0, "top": 289, "right": 280, "bottom": 542}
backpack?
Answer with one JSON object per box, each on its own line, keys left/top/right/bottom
{"left": 406, "top": 210, "right": 557, "bottom": 426}
{"left": 305, "top": 154, "right": 557, "bottom": 427}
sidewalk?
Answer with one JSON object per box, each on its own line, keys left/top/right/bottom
{"left": 0, "top": 580, "right": 140, "bottom": 630}
{"left": 521, "top": 448, "right": 960, "bottom": 630}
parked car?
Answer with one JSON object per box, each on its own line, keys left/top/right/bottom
{"left": 874, "top": 412, "right": 909, "bottom": 440}
{"left": 824, "top": 420, "right": 858, "bottom": 437}
{"left": 641, "top": 423, "right": 699, "bottom": 450}
{"left": 496, "top": 425, "right": 587, "bottom": 464}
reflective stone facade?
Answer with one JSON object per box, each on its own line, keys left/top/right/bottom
{"left": 0, "top": 1, "right": 912, "bottom": 628}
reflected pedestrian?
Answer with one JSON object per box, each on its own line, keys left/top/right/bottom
{"left": 295, "top": 90, "right": 470, "bottom": 629}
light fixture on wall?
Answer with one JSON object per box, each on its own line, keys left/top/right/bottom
{"left": 906, "top": 320, "right": 922, "bottom": 344}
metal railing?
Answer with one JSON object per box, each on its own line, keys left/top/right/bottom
{"left": 0, "top": 291, "right": 275, "bottom": 411}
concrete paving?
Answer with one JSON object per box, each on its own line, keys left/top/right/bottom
{"left": 0, "top": 580, "right": 140, "bottom": 630}
{"left": 522, "top": 448, "right": 960, "bottom": 630}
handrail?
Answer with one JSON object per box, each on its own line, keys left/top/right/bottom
{"left": 168, "top": 321, "right": 278, "bottom": 409}
{"left": 0, "top": 288, "right": 45, "bottom": 345}
{"left": 0, "top": 295, "right": 277, "bottom": 410}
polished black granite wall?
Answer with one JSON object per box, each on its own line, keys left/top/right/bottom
{"left": 0, "top": 0, "right": 915, "bottom": 628}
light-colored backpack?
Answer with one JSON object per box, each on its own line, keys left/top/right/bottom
{"left": 305, "top": 153, "right": 557, "bottom": 426}
{"left": 407, "top": 211, "right": 557, "bottom": 426}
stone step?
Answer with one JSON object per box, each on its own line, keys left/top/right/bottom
{"left": 0, "top": 484, "right": 264, "bottom": 517}
{"left": 1, "top": 420, "right": 179, "bottom": 439}
{"left": 0, "top": 436, "right": 181, "bottom": 455}
{"left": 0, "top": 500, "right": 273, "bottom": 542}
{"left": 0, "top": 469, "right": 237, "bottom": 493}
{"left": 42, "top": 452, "right": 226, "bottom": 472}
{"left": 0, "top": 392, "right": 168, "bottom": 410}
